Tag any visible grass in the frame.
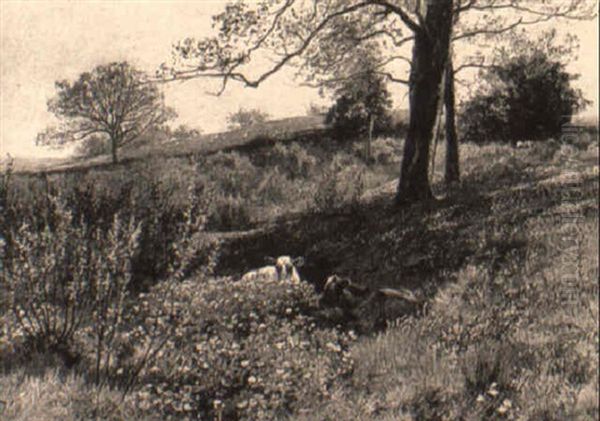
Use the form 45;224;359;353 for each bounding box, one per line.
1;129;598;420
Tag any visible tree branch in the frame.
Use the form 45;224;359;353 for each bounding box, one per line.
369;0;422;32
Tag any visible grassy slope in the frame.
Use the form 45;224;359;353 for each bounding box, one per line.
214;140;599;419
291;142;599;419
1;139;598;420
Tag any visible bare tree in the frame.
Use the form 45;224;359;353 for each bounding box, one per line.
38;62;176;164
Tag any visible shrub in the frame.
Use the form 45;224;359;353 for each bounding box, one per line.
2;159;218;289
227;107;270;130
0;192;141;380
264;143;318;180
128;276;355;421
171;124;202;142
357;136;403;165
313;155;365;213
459;31;589;144
206;193;252;230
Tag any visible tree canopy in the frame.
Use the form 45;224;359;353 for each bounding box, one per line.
325;63;393;138
39;61;175;163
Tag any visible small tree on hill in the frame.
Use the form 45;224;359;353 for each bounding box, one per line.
459;30;589;144
227;107;269;130
38;61;176;163
325;68;393;139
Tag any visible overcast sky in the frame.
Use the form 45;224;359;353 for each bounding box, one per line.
1;1;598;158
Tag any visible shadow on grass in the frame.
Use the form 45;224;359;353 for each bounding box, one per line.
215;152;598;331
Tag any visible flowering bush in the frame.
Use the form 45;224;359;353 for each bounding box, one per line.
0;192;141;381
128;276;355;420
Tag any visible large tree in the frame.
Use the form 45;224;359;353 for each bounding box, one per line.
163;0;455;204
38;61;175;164
162;0;595;202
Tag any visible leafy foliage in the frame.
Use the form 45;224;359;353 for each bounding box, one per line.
170;124;202;142
227;107;270;130
459;31;589;144
130;275;355;421
76;135;112;158
0;191;141;380
38;61;176;163
325;67;393;139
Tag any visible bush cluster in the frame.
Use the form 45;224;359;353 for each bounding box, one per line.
128;276;355;420
459;47;588;144
0;179;213;379
313;155;366;213
2;162;217;291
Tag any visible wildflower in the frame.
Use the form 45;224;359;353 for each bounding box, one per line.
241;360;250;368
326;342;342;352
487;382;499;397
497;399;512;415
248;376;257;384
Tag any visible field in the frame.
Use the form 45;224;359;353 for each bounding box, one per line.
0;124;598;420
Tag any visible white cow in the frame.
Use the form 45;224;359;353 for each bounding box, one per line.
241;255;305;284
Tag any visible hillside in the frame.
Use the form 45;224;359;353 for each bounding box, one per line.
1;130;598;420
5;114;329;175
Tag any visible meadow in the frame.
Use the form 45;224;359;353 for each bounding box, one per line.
0;125;598;420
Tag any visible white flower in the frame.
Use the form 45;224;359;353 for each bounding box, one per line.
326;342;342;352
487;383;499;397
497;399;512;414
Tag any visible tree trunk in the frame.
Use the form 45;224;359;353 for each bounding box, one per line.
366;114;374;164
396;0;454;205
444;58;460;185
430;69;447;182
110;134;119;164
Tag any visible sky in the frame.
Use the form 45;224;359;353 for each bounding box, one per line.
1;1;598;158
